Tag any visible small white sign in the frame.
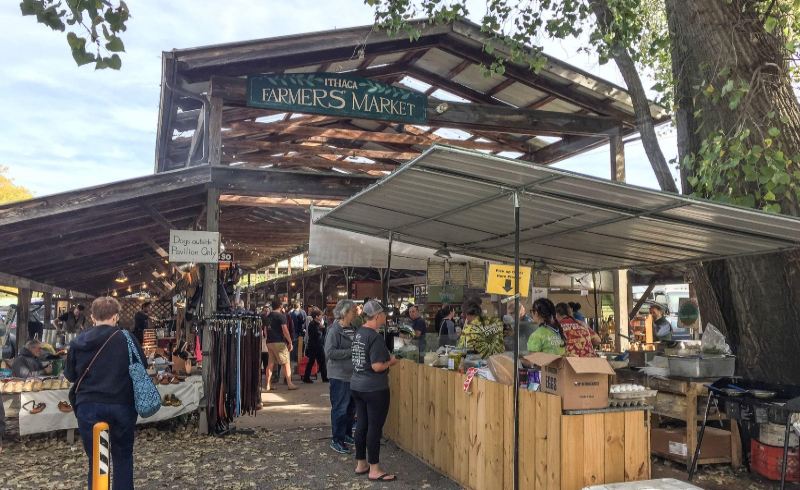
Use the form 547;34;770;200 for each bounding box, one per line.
668;441;688;457
169;230;220;264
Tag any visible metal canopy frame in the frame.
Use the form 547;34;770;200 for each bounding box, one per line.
316;146;800;274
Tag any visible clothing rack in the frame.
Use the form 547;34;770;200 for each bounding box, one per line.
204;312;262;435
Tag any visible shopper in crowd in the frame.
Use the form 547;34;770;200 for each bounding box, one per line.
65;296;146;490
351;300;398;482
352;298;369;329
290;302;307;339
11;339;51;378
58;304;87;333
556;302;600;357
302;308;328;383
133;301;151;345
325;299;358;454
407;304;427;357
260;305;271;389
437;305;457;347
568;302;587;324
265;300;298;391
651;303;673;341
527;298;566;355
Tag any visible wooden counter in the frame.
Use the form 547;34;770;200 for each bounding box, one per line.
384;361;651;490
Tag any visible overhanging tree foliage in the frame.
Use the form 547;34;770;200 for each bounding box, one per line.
369;0;800;382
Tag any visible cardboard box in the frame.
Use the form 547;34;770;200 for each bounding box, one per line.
523;353;615;410
651;427;731;461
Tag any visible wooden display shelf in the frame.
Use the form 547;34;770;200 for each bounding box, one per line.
637;374;742;470
385;361;651;490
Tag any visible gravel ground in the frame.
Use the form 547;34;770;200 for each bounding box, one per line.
0;423;461;490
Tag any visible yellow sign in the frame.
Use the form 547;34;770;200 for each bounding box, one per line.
486;263;532;297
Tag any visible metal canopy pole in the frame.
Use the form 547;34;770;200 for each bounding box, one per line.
384;232;394;307
512;192;521;490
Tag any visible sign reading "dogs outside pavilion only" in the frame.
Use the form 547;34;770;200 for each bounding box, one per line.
246;73;428;124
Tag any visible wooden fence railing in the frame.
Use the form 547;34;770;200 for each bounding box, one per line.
384;360;650;490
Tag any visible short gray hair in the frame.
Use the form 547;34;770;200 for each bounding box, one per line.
333;299;357;320
24;339;41;350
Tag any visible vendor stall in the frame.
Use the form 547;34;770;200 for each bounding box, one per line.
385;361;650;490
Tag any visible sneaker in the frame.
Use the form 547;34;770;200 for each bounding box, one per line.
343;435;355;446
302;378;313;384
330;440;351;454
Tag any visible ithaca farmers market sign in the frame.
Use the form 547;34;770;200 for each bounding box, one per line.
246;73;428;124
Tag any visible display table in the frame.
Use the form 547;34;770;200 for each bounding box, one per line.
636;374;742;470
5;376;202;436
384;361;651;490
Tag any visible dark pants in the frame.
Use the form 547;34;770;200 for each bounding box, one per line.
352;389;390;464
303;345;328;381
76;402;137;490
0;392;5;445
329;378;355;443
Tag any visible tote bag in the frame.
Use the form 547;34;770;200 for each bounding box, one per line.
122;330;161;418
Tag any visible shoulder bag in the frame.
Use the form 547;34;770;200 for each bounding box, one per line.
68;330;119;408
121;330;161;418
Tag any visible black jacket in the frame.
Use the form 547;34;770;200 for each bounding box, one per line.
307;320;324;349
11;347;46;377
64;325;147;408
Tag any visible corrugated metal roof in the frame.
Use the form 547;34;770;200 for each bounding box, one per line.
316;146;800;272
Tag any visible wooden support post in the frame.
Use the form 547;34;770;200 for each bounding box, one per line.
17;288;31;347
207;96;224;166
610;131;629;351
199;187;219;435
43;293;53;328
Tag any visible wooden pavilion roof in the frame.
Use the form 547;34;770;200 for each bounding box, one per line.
155;20;668;175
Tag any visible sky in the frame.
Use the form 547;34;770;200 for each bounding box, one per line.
0;0;678;198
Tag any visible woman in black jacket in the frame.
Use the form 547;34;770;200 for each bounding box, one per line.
65;297;147;490
302;308;329;383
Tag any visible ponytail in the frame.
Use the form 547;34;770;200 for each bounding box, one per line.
533;298;566;342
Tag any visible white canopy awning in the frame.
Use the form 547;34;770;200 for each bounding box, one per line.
315;146;800;273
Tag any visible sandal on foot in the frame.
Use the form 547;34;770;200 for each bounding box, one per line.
355;468;369;475
368;473;396;482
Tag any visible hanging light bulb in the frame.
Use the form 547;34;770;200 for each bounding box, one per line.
127;286;133;293
112;290;118;297
142;282;148;290
115;270;128;283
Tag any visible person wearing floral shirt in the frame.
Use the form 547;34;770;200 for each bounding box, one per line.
556;302;600;357
458;302;504;358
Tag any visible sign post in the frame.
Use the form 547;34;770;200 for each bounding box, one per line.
247;73;428;124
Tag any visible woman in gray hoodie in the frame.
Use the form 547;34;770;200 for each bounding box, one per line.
324;299;358;454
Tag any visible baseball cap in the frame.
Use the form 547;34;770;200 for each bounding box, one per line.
362;300;386;318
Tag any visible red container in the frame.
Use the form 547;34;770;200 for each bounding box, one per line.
751;439;800;482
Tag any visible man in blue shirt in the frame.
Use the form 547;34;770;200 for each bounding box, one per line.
408;304;427;360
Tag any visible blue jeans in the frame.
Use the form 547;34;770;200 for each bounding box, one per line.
329;378;355;443
76;402;137;490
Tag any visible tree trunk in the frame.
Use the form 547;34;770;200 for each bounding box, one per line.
666;0;800;383
591;0;679;193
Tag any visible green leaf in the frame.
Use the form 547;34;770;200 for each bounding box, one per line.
768;127;780;137
105;35;124;52
764;203;782;214
764;190;777;201
765;16;778;33
106;54;121;70
721;79;734;95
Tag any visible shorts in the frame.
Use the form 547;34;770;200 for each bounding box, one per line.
267;342;290;365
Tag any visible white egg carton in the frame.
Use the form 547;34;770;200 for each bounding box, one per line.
610;384;657;400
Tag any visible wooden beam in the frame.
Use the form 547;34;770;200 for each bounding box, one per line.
208;96;224;166
219;195;340;208
610;130;625;182
211;166;376;199
17;288;31;346
223;123;504;151
0;166;210;227
223;140;418;160
485;77;516;97
155;52;177;172
222;155;395;173
185;105;206;166
429;101;620;136
531;135;606;164
527;95;558;109
0;272;89;297
142;203;176;233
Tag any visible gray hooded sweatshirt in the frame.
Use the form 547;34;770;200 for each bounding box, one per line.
324;319;356;381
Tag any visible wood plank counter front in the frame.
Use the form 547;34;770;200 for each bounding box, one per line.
384;360;651;490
